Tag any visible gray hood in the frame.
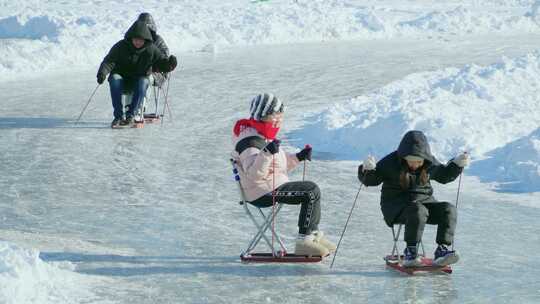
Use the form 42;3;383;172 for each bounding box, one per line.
137;12;157;33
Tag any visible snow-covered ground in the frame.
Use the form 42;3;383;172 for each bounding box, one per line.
0;241;110;304
2;1;540;303
2;0;540;81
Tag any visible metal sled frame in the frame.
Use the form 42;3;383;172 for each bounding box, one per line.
144;75;166;122
385;224;452;274
230;159;322;263
389;224;426;259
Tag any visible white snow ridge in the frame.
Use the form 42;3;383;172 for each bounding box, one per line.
471;127;540;192
2;0;540;81
291;51;540;193
0;15;63;40
0;241;102;304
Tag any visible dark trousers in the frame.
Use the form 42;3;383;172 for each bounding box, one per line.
250;181;321;235
395;202;457;246
109;74;150;119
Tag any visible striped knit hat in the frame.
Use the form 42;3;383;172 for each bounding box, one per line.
249;93;284;121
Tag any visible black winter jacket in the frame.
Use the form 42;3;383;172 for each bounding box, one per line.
358;130;462;226
97;21;171;79
150;34;169;57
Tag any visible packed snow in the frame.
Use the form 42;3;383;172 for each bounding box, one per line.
1;0;540;303
470;127;540;192
2;0;540;81
0;241;107;304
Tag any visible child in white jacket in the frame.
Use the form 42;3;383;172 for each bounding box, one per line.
232;93;335;257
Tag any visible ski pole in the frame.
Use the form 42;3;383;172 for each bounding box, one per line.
75;84;100;124
302;144;311;181
330;182;364;269
272;153;276;257
455;173;463;209
161;72;172;125
152;81;160;115
452;154;465;251
455;152;467;211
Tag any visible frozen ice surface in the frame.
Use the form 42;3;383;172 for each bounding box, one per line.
1;37;540;303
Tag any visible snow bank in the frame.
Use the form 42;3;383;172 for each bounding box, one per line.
290;51;540;192
471;128;540;192
0;241;100;304
1;0;540;82
0;15;62;40
525;0;540;22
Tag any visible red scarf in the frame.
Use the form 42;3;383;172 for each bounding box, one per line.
233;118;280;140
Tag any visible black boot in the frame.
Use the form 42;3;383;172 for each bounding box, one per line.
111;117;122;128
120;116;134;126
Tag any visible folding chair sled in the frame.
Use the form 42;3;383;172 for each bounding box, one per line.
230;158;323;263
142;73;169;123
384;224;452;275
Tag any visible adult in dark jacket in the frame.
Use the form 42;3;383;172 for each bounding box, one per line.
97;21;177;127
358;130;469;267
133;13;169;57
128;13;170;88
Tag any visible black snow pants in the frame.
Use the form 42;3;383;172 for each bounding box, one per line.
395;202;457;246
250;181;321;235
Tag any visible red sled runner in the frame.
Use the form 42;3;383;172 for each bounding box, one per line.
111;120;144;129
231;159;325;264
111;114;161;129
143;113;161;123
384;255;452;275
384;224;452;275
241;252;323;263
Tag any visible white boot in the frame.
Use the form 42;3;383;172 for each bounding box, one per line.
294;234;329;257
312;231;337;252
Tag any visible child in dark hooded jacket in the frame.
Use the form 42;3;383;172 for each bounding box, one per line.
358;130;469;267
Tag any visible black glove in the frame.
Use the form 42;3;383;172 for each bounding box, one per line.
168;55;178;71
296;145;312;161
97;73;106;84
264;140;280;155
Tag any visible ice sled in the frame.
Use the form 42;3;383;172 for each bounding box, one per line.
240;252;323;263
230;159;325;263
384;255;452;275
384;224;452;275
112;74;167;129
141;73;168;124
